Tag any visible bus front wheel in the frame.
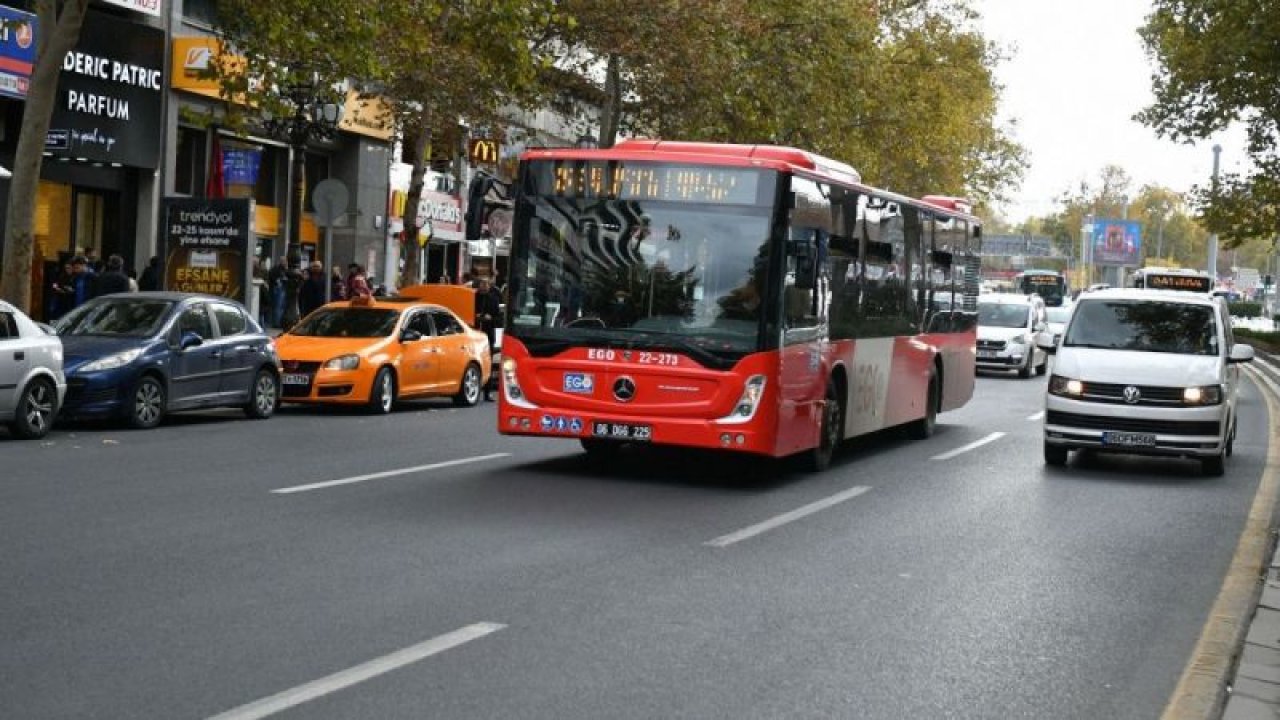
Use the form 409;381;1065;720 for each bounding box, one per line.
800;379;843;472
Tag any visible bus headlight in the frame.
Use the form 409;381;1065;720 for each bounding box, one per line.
719;375;766;424
501;357;536;408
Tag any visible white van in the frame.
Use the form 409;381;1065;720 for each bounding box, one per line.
1039;288;1254;476
976;293;1049;378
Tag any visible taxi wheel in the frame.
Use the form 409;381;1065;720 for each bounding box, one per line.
11;378;57;439
453;363;482;407
129;376;166;429
244;369;278;419
367;368;396;414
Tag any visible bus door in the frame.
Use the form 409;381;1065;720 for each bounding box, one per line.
779;177;832;453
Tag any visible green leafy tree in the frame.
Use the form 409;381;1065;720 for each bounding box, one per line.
1138;0;1280;249
0;0;91;312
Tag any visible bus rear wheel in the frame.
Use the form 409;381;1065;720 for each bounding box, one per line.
906;371;939;440
800;379;843;472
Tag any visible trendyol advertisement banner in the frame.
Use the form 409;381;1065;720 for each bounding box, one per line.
1090;219;1142;267
162;198;255;304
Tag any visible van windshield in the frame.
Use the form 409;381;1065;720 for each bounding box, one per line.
1063;300;1219;356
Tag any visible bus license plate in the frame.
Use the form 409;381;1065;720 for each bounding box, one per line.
592;421;652;441
282;373;311;385
1102;431;1156;447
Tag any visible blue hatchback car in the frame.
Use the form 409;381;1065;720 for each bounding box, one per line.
56;292;281;428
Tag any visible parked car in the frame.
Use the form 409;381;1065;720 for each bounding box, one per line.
0;300;66;439
55;293;280;428
273;295;491;413
1039;288;1252;476
1044;303;1074;346
976;293;1050;378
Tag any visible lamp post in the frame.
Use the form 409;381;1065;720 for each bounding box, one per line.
263;74;345;329
1207;144;1222;281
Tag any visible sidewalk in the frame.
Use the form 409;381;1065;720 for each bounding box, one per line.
1223;349;1280;720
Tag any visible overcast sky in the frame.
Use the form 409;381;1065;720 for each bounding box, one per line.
973;0;1248;222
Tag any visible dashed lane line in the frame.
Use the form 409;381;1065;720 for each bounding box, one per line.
271;454;511;494
206;622;506;720
1027;411;1045;421
930;432;1006;461
705;485;872;548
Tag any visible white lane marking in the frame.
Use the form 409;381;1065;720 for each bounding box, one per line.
1027;411;1046;421
931;432;1006;461
271;454;510;494
207;622;506;720
705;486;872;548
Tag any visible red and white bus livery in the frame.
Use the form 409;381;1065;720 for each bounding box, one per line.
498;140;981;470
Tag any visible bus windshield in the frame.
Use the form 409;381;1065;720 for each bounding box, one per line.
1019;272;1065;305
509;163;776;364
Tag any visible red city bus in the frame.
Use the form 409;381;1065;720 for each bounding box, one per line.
497;140;981;470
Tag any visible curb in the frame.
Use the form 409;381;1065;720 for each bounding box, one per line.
1219;352;1280;720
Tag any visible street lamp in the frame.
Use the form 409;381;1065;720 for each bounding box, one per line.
262;73;345;328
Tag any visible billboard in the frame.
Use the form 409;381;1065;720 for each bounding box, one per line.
162;198;255;305
1090;219;1141;267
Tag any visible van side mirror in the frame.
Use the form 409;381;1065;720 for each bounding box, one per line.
1229;344;1255;363
1036;333;1058;354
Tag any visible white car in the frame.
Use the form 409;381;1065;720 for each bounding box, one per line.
1040;288;1252;476
976;293;1049;378
1044;303;1073;346
0;300;66;439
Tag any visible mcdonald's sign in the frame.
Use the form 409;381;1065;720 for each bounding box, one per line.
468;138;500;165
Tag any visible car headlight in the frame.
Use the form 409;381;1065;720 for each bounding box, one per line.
720;375;766;424
80;348;144;372
1048;374;1084;397
1183;385;1222;405
323;354;360;371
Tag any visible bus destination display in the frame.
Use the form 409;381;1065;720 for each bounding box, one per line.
538;161;763;205
1146;274;1211;292
1025;274;1060;284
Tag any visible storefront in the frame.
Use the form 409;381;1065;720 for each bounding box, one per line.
0;6;165;319
387;165;466;285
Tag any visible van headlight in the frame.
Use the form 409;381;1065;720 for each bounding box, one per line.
1048;374;1084;397
323;354;360;371
1183;385;1222;405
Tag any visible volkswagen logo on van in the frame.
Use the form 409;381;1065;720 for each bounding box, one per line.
613;377;637;402
1123;386;1142;404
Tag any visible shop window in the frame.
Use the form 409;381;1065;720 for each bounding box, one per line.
174;126;206;196
184;0;219;25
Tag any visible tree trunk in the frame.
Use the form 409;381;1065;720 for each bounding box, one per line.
598;53;622;149
399;128;431;287
0;0;90;313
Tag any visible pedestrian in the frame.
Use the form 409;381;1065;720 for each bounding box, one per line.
126;268;139;292
84;248;103;274
268;256;287;327
299;261;327;317
138;256;161;291
252;258;270;326
344;263;359;298
47;261;75;320
330;265;348;301
347;264;372;298
91;255;130;297
473;277;501;401
68;256;95;310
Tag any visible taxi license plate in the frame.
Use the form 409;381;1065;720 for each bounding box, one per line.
592;421;652;441
283;373;311;385
1102;431;1156;447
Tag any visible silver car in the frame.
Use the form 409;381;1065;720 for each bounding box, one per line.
0;300;66;439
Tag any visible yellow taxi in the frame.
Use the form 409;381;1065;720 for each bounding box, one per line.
274;295;491;413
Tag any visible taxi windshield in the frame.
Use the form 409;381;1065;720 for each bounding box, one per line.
289;308;399;338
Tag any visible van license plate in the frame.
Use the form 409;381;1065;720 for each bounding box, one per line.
1102;431;1156;447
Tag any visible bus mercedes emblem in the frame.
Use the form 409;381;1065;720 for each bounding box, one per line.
613;377;637;402
1123;386;1141;404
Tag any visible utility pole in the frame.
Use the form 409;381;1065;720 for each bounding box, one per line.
1207;145;1222;280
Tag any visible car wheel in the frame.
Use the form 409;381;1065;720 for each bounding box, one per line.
1035;354;1048;376
1017;353;1033;378
244;369;278;419
1226;419;1236;457
367;368;395;414
1201;453;1225;477
906;370;939;439
1044;442;1068;467
129;376;166;429
11;378;57;439
800;378;843;472
453;363;483;407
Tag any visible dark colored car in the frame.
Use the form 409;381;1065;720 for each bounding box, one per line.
56;293;281;428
